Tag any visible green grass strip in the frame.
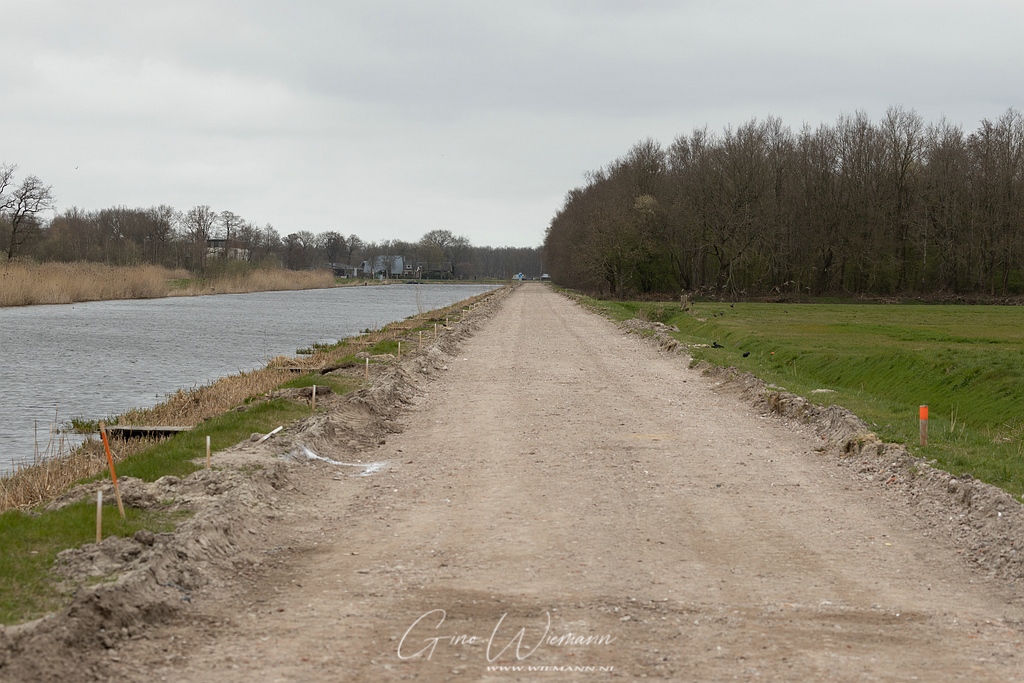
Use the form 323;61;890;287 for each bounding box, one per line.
111;398;314;482
0;503;187;624
1;396;316;625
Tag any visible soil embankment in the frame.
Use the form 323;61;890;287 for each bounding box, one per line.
5;282;1024;681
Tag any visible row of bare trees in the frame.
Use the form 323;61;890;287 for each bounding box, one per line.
543;107;1024;297
1;174;542;278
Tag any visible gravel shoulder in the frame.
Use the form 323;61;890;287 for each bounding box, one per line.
41;283;1024;681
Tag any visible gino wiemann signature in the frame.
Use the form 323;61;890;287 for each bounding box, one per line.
397;609;617;662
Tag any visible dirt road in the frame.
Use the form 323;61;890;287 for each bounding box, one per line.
116;283;1024;681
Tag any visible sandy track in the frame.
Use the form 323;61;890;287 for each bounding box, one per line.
116;283;1024;681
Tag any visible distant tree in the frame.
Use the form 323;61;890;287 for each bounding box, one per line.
218;211;244;250
319;231;346;264
1;165;56;260
346;234;364;264
419;229;472;277
181;205;217;270
283;230;319;270
253;223;282;265
234;220;260;262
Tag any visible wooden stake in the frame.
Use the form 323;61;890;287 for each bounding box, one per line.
256;426;283;444
96;490;103;543
365;357;370;380
206;435;211;469
311;384;317;411
419;330;423;351
919;405;929;447
98;422;126;518
434;323;438;338
398;341;401;360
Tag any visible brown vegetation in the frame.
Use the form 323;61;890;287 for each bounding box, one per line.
0;261;335;307
176;267;334;297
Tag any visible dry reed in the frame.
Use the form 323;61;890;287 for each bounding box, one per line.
0;262;184;306
175;268;335;296
118;366;294;426
0;261;336;307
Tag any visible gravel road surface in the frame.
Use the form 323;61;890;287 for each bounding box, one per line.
115;283;1024;681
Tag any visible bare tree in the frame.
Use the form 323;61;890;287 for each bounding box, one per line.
218;211;244;252
3;172;56;260
319;231;346;264
181;205;217;270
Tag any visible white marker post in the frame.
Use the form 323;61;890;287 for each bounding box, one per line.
206;435;211;469
398;341;401;360
311;384;317;412
96;490;103;543
365;357;370;380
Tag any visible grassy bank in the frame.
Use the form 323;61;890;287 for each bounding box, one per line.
0;289;498;624
0;261;336;307
585;297;1024;499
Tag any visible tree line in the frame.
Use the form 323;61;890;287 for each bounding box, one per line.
0;168;540;279
543;107;1024;298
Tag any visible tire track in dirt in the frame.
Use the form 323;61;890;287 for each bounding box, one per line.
112;283;1024;681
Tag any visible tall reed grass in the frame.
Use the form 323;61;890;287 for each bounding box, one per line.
174;268;335;296
0;261;336;307
0;262;182;306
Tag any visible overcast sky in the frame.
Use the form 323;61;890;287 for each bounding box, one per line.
2;1;1022;248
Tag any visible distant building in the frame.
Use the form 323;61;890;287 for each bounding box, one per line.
206;238;249;261
330;263;359;278
360;255;405;279
419;261;453;279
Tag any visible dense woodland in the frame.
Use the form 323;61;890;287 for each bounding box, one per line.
0;165;540;280
543;107;1024;298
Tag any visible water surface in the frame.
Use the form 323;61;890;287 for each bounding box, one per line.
0;284;495;472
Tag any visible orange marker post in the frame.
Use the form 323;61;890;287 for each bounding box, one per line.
919;405;929;447
98;422;126;518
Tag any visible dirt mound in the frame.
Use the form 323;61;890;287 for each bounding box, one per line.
695;360;1024;583
0;286;511;683
620;318;685;352
0;460;292;682
613;306;1024;584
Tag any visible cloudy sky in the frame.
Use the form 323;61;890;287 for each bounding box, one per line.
2;1;1022;248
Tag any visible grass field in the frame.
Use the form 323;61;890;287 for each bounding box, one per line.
587;298;1024;499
